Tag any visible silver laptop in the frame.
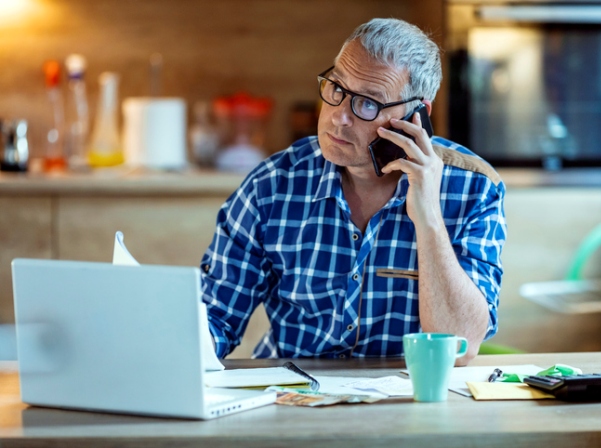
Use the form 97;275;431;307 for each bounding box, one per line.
11;258;276;419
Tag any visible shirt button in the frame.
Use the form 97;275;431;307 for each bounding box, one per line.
203;265;210;273
347;324;354;331
352;233;359;241
339;354;346;359
352;273;359;281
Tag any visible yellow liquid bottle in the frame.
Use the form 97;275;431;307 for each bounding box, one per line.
88;72;123;167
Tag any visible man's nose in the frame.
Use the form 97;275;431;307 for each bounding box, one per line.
331;96;353;126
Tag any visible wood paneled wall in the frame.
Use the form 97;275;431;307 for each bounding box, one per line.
0;0;446;160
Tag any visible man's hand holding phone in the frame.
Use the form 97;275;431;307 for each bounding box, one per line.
368;103;433;177
369;103;444;228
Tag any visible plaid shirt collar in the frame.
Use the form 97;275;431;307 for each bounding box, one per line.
314;156;408;211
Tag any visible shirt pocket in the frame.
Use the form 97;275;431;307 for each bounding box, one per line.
376;268;419;281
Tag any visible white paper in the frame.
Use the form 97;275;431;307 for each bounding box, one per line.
205;372;409;399
343;375;413;397
206;367;309;388
305;376;409;398
112;231;224;371
314;376;389;398
112;231;140;266
199;302;225;371
400;364;544;397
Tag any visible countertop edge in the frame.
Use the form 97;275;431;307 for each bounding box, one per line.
497;168;601;188
0;168;600;196
0;169;247;196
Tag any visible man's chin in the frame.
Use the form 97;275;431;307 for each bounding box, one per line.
319;135;372;168
321;146;354;167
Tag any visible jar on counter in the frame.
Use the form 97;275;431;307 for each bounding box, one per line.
212;92;272;174
0;119;29;172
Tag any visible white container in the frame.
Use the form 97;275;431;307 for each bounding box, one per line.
122;97;187;169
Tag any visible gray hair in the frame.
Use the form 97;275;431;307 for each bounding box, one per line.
336;18;442;105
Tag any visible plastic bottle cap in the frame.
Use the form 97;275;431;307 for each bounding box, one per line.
65;54;87;77
213;92;272;118
43;60;60;88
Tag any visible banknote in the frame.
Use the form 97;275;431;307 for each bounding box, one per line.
267;386;382;407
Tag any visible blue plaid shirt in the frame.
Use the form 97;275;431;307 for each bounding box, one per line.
201;136;506;359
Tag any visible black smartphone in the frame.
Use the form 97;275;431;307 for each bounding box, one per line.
368;103;434;177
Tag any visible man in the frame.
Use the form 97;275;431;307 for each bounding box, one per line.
200;18;506;364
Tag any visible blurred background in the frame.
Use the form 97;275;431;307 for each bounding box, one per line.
0;0;445;161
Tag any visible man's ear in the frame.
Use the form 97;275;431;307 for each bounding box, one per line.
422;99;432;116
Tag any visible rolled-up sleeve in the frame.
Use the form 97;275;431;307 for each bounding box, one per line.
454;177;507;340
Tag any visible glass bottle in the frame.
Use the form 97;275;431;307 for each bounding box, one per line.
88;72;123;167
64;54;90;171
42;60;66;172
189;101;219;167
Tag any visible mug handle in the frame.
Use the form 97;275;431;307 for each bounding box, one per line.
455;337;468;358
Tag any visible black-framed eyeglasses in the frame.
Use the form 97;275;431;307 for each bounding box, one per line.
317;66;423;122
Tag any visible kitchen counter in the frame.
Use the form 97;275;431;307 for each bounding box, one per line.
497;168;601;188
0;168;599;196
0;167;246;196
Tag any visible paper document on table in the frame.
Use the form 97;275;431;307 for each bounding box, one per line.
466;382;554;400
314;376;387;398
449;364;543;396
266;375;400;406
206;367;311;389
400;364;544;397
343;376;413;397
112;231;224;371
198;301;225;371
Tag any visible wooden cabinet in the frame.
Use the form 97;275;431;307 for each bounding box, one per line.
55;196;224;264
0;197;53;326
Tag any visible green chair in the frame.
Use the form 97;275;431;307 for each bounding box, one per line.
478;342;526;355
565;223;601;281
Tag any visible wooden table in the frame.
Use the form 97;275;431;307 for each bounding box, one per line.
1;353;601;447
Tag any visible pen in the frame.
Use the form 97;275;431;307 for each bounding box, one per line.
282;361;320;391
488;368;503;382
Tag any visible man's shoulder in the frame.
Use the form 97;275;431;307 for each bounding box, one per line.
237;136;324;198
431;136;503;188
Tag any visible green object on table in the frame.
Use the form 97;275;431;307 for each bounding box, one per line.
537;364;583;377
500;373;528;383
500;364;583;383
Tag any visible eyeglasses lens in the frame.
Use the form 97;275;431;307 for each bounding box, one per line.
319;79;340;105
352;96;379;121
319;78;379;121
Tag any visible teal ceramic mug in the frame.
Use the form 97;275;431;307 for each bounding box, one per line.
402;333;468;402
